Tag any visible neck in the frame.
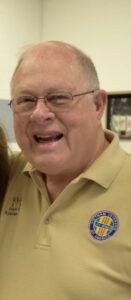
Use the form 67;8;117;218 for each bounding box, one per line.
44;134;109;203
45;174;73;203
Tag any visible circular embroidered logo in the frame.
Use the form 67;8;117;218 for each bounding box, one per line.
89;210;119;241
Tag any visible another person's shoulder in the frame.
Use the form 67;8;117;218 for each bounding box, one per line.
9;151;27;176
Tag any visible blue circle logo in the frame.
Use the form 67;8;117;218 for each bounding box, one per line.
89;210;119;241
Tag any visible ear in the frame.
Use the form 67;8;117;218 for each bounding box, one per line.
93;89;107;120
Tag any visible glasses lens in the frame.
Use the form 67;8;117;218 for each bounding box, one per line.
46;92;72;111
11;92;73;113
13;96;36;113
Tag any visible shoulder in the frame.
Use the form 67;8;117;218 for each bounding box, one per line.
123;151;131;164
9;151;27;177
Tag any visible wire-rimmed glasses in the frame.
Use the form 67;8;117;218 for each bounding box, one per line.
8;89;96;114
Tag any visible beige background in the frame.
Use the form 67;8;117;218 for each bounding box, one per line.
0;0;131;152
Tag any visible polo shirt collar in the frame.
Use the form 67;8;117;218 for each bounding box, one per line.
23;130;126;190
73;130;126;188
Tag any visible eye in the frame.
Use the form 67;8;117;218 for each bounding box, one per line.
16;96;36;105
47;93;71;104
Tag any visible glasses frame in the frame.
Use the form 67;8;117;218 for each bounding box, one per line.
8;89;96;114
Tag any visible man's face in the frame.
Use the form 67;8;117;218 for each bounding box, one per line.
11;45;106;177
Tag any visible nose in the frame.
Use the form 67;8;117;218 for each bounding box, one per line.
30;98;55;122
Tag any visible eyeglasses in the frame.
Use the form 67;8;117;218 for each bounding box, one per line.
8;89;96;114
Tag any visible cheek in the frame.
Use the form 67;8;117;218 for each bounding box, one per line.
13;116;27;143
69;111;98;143
13;117;21;134
65;114;88;145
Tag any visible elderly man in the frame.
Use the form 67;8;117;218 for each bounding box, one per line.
0;41;131;299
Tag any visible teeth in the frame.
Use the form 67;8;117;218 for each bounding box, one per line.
37;135;52;139
34;133;63;143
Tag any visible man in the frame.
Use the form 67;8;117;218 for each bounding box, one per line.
0;41;131;299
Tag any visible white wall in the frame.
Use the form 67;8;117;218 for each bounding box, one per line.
0;0;43;149
42;0;131;153
1;0;131;153
0;0;43;99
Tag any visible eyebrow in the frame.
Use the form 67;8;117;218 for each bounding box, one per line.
15;87;73;96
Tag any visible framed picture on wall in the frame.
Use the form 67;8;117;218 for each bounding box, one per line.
107;92;131;139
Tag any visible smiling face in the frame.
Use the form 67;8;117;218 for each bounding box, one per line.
11;43;107;178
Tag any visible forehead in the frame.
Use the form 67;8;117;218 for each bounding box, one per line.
22;44;79;68
11;45;87;93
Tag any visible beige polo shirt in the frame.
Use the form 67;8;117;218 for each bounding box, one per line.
0;130;131;299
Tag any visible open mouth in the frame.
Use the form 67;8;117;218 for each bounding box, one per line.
34;133;63;143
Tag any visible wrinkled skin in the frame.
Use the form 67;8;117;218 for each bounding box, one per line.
11;43;108;199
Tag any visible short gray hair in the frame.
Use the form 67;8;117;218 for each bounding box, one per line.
11;41;100;91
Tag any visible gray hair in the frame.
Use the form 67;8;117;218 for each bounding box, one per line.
11;41;100;91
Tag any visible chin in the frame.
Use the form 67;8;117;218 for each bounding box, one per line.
30;158;64;174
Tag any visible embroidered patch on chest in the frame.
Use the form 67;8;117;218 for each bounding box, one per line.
4;196;22;216
89;210;119;241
